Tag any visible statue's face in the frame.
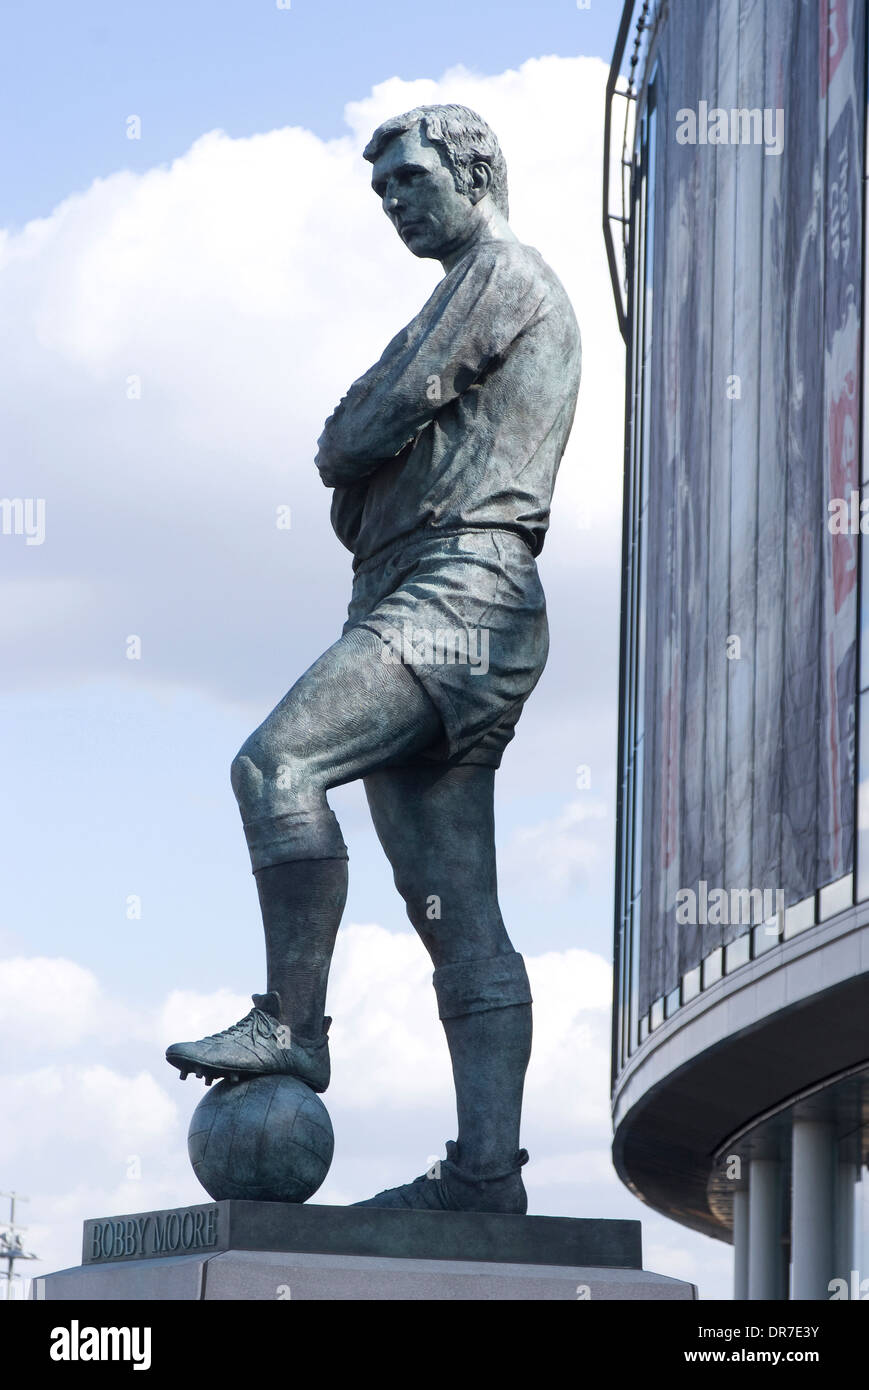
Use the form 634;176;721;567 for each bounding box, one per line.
370;125;478;260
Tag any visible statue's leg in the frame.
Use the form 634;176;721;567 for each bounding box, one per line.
165;625;442;1086
356;762;532;1211
232;623;443;1018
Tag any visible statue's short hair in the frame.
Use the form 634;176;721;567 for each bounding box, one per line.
363;104;509;219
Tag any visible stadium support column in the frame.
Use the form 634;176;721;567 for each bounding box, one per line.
835;1159;857;1287
791;1115;836;1300
748;1158;785;1299
732;1187;749;1300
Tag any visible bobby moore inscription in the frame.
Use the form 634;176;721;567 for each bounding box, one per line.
84;1203;222;1264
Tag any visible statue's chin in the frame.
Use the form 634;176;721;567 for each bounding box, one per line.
398;225;440;259
403;237;443;261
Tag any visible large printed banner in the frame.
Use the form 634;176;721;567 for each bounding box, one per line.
636;0;864;1016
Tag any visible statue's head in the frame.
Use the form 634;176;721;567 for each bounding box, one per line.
363;104;509;261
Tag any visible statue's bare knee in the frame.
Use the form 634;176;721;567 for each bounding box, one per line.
231;724;320;818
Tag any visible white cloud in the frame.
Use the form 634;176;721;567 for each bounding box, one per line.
0;956;102;1047
0;55;624;714
526;1149;619;1187
158;987;252;1049
0;932;613;1161
327;923;452;1110
502;798;610;900
324;926;614;1137
524;947;612;1142
645;1235;733;1299
0;1065;178;1162
0;955;154;1051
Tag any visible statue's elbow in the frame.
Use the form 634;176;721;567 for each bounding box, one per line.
316;460;338;488
316;447;356;487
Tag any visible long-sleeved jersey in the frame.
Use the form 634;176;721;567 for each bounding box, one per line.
315;236;581;567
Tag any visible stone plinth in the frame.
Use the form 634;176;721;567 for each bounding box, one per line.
37;1201;696;1301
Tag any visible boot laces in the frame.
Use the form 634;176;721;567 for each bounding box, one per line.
209;1007;273;1041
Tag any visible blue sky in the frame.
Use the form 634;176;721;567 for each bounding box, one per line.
1;0;621;226
0;0;734;1299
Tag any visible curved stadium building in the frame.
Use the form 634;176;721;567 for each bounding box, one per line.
606;0;869;1298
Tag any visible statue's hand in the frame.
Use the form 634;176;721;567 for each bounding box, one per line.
329;480;368;552
315;398;415;487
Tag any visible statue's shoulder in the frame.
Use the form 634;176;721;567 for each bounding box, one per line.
466;236;545;276
464;238;567;302
490;241;580;345
443;240;579;365
484;239;574;300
